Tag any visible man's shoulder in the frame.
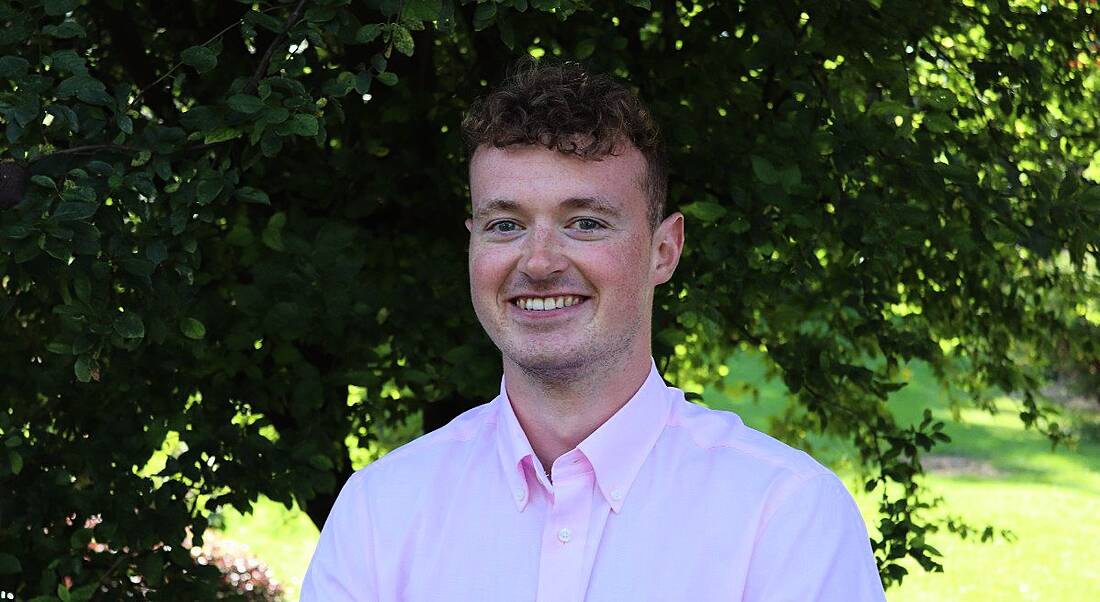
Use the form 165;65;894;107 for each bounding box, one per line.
667;396;831;482
352;398;497;482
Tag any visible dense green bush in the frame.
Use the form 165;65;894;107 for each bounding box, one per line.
2;0;1099;598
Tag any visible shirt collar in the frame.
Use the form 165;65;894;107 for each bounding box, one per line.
493;359;672;513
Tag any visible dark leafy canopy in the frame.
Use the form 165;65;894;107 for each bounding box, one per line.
1;0;1098;598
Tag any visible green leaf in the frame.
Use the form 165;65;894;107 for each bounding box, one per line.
257;107;290;126
245;10;283;33
473;2;497;30
404;0;442;21
627;0;652;7
497;15;516;49
923;112;954;133
74;355;93;382
43;237;73;261
181;46;217;73
49;49;87;75
392;25;414;57
180;318;206;339
279;113;319;137
262;211;287;251
44;0;78;15
56;75;105;100
323;71;357;97
751;155;780;185
46;104;79;133
180;105;223;131
355;71;373;94
196;177;224;205
31;174;56;188
203;128;241;144
118;257;155;278
236;186;270;205
778;165;801;192
146;240;168;265
8;450;22;475
61;186;95;203
680;201;727;223
58;584;72;602
53;202;97;221
141;554;163;586
228;94;264;114
0;55;30;78
113;313;145;340
47;341;72;354
0;552;20;574
376;72;398;86
356;24;382;43
86;161;113;176
44;20;86;39
73;275;91;301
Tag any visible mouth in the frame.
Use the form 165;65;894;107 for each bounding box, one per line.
508;294;590;315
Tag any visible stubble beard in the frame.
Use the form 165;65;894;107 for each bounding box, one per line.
492;314;642;392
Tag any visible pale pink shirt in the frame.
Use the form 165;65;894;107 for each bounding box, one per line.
301;361;886;601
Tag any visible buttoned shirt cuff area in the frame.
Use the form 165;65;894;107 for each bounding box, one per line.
300;470;377;602
741;472;887;602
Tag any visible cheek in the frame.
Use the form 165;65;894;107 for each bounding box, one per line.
570;242;650;306
469;247;513;291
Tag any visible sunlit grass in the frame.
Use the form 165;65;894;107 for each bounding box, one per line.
219;352;1100;601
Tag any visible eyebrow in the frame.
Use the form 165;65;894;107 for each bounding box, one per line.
473;196;623;220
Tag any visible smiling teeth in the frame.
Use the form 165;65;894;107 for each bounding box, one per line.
515;296;582;311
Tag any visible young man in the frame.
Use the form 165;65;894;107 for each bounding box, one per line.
301;63;887;601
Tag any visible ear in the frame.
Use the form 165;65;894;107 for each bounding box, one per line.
651;212;685;286
465;218;473;233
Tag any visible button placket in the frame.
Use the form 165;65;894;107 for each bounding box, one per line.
534;470;595;602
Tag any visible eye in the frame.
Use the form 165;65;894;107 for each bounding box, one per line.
571;218;606;231
487;220;521;234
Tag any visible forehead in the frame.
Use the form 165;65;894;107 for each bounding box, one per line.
469;145;647;215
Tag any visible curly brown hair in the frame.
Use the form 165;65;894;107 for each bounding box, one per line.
462;60;667;229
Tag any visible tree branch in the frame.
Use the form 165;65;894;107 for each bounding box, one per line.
128;8;278;110
244;0;310;94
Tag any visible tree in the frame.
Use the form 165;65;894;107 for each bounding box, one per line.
2;0;1098;598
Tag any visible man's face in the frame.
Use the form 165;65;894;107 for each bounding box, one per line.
466;144;683;378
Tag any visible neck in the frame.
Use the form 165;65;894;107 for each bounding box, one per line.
503;347;653;474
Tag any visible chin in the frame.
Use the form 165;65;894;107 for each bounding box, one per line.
504;343;591;376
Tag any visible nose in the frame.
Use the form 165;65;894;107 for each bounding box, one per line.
519;226;568;280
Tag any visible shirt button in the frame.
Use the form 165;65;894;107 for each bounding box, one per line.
610;489;623;500
514;489;525;501
557;528;572;543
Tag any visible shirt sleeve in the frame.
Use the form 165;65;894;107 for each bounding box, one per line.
741;472;886;602
300;471;378;602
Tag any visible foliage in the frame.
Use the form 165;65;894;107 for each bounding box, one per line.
1;0;1099;598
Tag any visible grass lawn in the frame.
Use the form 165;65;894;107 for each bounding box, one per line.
220;352;1100;601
